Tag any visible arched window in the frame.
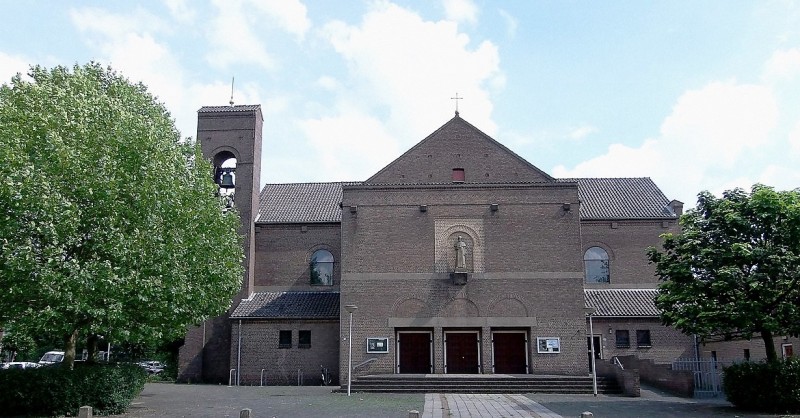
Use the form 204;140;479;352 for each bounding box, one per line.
310;249;334;286
584;247;610;283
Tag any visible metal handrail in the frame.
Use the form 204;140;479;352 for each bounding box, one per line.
354;357;377;370
613;356;624;370
228;369;237;387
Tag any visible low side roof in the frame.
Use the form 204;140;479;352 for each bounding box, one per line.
255;178;676;224
231;291;339;319
564;177;677;220
256;182;359;223
584;289;659;317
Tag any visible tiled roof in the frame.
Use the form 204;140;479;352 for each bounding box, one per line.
231;291;339;319
255;182;359;223
254;178;675;223
584;289;660;317
560;178;677;219
198;105;261;113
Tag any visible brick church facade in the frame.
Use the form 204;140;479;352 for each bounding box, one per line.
177;105;794;386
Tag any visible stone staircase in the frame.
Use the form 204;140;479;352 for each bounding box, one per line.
337;374;622;394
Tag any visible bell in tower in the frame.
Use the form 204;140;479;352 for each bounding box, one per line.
217;167;236;189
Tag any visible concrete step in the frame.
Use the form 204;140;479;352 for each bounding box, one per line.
336;375;622;394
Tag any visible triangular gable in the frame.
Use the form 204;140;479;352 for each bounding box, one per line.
367;114;554;184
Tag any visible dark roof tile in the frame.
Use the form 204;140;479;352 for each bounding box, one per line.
256;182;358;223
255;178;675;223
198;105;261;113
584;289;659;317
560;178;677;219
232;291;339;319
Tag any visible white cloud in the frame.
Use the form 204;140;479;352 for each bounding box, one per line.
321;1;501;136
204;0;310;71
498;9;518;38
763;48;800;81
553;80;780;206
301;109;400;180
442;0;478;24
249;0;310;40
164;0;197;23
317;75;340;91
0;51;31;84
301;1;502;181
789;119;800;154
569;125;597;140
205;0;274;71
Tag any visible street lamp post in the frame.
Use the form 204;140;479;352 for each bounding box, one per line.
584;306;598;397
344;304;358;397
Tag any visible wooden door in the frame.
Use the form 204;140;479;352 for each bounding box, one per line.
493;332;528;374
445;332;479;374
398;332;431;374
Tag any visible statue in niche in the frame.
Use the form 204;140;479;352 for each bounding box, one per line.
454;235;468;271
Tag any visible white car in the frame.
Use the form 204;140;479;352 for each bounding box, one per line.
138;361;165;374
38;351;65;366
2;362;41;370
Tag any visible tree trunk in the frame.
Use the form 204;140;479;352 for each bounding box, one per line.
64;329;78;370
762;329;778;362
86;334;98;364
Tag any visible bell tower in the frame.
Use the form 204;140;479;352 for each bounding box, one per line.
178;105;262;383
197;104;262;300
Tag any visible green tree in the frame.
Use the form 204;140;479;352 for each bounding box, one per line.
0;63;243;368
647;185;800;362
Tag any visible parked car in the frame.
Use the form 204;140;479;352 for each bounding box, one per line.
138;361;165;374
2;362;40;370
38;350;65;366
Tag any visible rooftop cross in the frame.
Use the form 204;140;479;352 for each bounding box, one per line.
450;92;463;116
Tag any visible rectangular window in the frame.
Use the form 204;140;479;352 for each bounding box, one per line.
298;330;311;349
636;330;652;348
744;349;751;361
615;330;630;348
279;330;292;349
452;168;465;182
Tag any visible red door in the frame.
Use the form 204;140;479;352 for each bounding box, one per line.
493;332;527;374
398;332;431;374
446;332;479;374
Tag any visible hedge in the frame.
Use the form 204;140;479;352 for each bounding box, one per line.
723;357;800;414
0;362;147;416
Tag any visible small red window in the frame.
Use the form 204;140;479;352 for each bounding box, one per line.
452;168;465;182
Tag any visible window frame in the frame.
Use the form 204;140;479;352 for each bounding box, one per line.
584;246;610;283
278;330;292;349
310;249;335;286
298;330;311;349
636;329;652;348
615;330;631;349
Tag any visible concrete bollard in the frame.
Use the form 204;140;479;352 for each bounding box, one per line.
580;412;593;418
240;408;252;418
78;406;93;418
408;410;420;418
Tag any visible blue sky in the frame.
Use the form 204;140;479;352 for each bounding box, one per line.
2;0;799;206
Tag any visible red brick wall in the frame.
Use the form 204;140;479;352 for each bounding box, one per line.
338;182;588;377
253;223;341;290
580;219;679;288
230;319;340;386
589;318;695;364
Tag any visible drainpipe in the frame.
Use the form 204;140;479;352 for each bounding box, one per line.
237;319;242;386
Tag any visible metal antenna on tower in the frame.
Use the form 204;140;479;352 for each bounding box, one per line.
229;77;235;107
